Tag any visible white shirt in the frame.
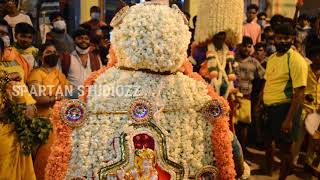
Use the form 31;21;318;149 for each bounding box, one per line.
67;51;93;88
4;13;33;41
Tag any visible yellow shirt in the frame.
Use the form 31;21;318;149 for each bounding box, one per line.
263;48;308;105
303;67;320;112
27;67;69;96
0;60;35;105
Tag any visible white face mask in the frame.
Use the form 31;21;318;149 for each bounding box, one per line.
76;46;90;55
91;12;100;20
258;20;267;28
1;35;10;47
53;20;66;31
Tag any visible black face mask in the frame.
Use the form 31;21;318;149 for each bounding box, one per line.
44;54;59;67
275;42;292;53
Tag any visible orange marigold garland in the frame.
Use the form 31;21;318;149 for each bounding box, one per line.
45;100;72;180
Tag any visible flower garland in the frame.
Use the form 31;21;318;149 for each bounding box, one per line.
45;100;72;180
180;59;236;179
211;102;236;179
111;4;191;73
194;0;244;44
2;102;52;155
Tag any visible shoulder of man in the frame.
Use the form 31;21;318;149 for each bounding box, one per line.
289;48;305;62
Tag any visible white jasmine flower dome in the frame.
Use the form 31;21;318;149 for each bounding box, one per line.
111;4;191;73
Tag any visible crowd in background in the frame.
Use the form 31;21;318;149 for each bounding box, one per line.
188;2;320;179
0;0;319;179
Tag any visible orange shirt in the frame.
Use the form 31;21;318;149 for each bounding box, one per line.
243;21;261;45
2;47;30;80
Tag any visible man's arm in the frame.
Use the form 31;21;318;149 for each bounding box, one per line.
281;86;305;133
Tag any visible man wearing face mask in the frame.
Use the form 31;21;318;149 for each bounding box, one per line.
60;29;101;90
257;12;269;29
82;6;107;34
262;23;308;179
46;12;74;54
27;42;69;180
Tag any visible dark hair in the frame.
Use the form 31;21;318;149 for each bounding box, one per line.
298;14;310;21
79;23;92;32
273;23;296;36
192;16;197;28
242;36;253;46
0;38;4;54
282;17;294;25
264;26;273;33
308;45;320;59
258;12;267;19
90;6;100;13
0;19;10;34
49;12;63;22
0;19;13;42
39;42;56;57
254;42;266;51
14;22;35;35
0;19;9;27
72;28;90;40
306;35;320;59
247;4;259;12
270;14;285;29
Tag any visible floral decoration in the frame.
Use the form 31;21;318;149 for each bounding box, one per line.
45;100;72;180
60;99;88;128
46;3;236;180
129;98;153;124
111;4;191;73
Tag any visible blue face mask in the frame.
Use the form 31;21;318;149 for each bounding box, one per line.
91;12;100;20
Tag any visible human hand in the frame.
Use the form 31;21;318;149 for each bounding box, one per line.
281;118;293;134
25;105;36;119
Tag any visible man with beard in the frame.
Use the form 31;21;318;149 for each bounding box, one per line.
262;23;308;179
234;36;265;154
60;29;101;90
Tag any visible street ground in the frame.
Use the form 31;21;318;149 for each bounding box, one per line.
246;147;319;180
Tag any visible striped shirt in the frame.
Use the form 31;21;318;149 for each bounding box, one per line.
235;57;265;96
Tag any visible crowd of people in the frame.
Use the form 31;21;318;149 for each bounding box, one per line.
189;3;320;179
0;0;319;179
